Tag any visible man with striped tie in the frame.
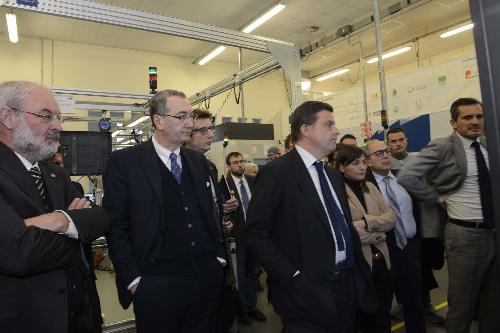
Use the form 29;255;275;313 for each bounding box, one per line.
0;81;109;333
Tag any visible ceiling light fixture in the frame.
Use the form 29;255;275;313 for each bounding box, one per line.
127;116;149;128
315;68;350;82
198;3;285;65
6;13;18;44
301;80;311;91
367;46;411;64
440;23;474;38
111;129;124;137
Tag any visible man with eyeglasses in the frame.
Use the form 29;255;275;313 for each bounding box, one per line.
0;81;109;333
364;139;426;333
103;90;226;333
224;151;267;326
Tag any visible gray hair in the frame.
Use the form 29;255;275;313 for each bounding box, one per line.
362;139;382;155
149;89;186;128
0;81;41;111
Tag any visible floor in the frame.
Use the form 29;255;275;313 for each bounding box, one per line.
96;261;479;332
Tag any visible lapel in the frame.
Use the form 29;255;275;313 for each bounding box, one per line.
139;139;163;205
290;148;332;232
325;167;351;218
450;132;468;178
39;162;65;209
181;148;212;214
0;143;46;210
344;184;366;216
226;172;242;204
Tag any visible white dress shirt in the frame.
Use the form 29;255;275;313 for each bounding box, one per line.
152;134;182;172
373;170;417;239
445;133;489;221
295;144;346;263
14;152;79;239
231;174;251;219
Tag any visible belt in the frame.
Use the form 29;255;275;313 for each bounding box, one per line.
449;218;493;230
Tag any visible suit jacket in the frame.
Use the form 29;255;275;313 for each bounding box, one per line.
225;174;255;239
397;132;486;237
243;148;376;328
0;142;108;333
344;182;396;270
103;139;225;309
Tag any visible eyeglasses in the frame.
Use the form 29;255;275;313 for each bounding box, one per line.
192;126;214;135
230;160;246;165
11;107;64;123
368;148;391;159
157;112;194;122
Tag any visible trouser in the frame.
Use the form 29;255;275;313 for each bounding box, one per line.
235;241;259;312
445;222;500;333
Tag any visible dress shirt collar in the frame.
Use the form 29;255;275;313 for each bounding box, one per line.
295;144;319;169
152;133;181;160
14;151;39;171
231;173;246;186
372;170;396;183
456;132;476;148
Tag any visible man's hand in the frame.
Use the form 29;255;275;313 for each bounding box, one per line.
222;191;238;213
67;197;91;210
24;211;70;233
223;219;234;232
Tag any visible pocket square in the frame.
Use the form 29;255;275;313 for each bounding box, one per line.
50;173;56;178
206;181;211;187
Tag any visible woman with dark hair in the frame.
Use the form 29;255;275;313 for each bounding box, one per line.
336;145;396;333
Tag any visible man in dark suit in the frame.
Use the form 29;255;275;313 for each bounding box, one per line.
103;90;225;333
244;101;376;333
398;98;500;332
225;151;267;325
364;140;426;333
0;81;108;333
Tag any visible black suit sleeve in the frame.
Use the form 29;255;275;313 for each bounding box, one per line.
102;151;140;288
244;164;297;286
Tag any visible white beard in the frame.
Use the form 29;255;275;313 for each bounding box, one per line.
12;121;59;163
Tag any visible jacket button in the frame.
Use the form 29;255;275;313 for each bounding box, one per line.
191;241;196;246
187;224;192;228
149;258;155;263
184;206;189;211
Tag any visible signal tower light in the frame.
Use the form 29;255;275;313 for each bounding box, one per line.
223;133;230;148
149;67;158;94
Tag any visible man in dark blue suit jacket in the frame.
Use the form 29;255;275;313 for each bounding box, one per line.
244;101;376;333
103;90;225;333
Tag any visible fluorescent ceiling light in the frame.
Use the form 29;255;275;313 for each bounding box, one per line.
198;46;227;65
116;122;123;127
116;137;125;143
316;68;350;82
6;14;18;44
127;116;149;128
301;80;311;91
440;23;474;38
242;4;285;33
367;46;411;64
111;129;124;137
198;3;285;65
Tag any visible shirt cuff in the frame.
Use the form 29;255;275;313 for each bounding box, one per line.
54;210;79;239
216;257;227;266
127;277;141;290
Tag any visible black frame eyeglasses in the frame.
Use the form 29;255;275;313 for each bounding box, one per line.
191;126;214;135
11;107;64;123
157;112;194;122
368;148;391;159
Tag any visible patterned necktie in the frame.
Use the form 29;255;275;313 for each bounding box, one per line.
313;161;354;266
29;166;48;208
383;176;407;249
239;179;250;214
471;141;494;228
169;152;182;184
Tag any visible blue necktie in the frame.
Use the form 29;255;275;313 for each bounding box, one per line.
169;152;182;184
313;161;354;266
383;176;407;249
239;180;250;214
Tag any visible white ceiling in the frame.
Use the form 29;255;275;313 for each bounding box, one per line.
0;0;472;78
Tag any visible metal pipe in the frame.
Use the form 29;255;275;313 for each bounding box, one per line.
373;0;389;128
348;36;368;122
238;48;246;123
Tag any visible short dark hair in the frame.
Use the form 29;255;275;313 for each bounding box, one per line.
226;152;243;166
335;145;367;169
340;134;356;143
290;101;333;143
193;108;212;120
284;134;293;149
386;128;406;141
450;98;482;121
149;89;186;128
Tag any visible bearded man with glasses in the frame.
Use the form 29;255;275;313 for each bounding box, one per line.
0;81;108;333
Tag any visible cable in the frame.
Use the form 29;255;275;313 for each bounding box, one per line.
280;69;293;112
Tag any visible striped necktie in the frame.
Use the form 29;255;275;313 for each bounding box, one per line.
29;166;48;208
383;176;407;249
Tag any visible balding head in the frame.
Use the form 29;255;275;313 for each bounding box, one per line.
364;139;392;175
0;81;62;163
